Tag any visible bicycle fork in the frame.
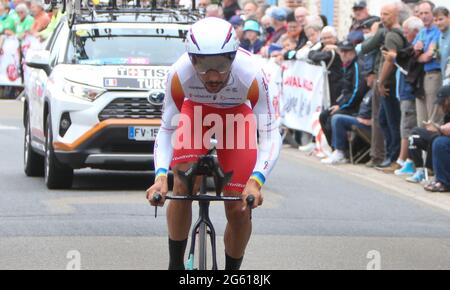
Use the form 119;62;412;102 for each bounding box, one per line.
186;200;219;270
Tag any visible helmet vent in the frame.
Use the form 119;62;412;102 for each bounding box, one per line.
221;25;233;50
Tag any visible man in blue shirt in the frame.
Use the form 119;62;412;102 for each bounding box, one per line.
414;1;444;127
434;7;450;81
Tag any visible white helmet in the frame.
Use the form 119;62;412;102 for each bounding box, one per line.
187;18;240;75
186;17;240;55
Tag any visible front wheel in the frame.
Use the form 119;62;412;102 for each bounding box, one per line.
24;114;44;177
198;222;208;270
44;115;74;189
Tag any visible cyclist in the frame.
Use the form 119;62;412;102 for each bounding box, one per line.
146;17;282;270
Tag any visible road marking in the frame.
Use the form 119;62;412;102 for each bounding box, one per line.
0;124;20;130
42;188;283;214
42;193;148;214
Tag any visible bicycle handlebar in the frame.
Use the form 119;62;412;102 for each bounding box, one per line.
152;193;255;203
151;193;256;218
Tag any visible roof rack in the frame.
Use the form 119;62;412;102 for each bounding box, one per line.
62;0;204;28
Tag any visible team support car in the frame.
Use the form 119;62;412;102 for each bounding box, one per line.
23;8;196;189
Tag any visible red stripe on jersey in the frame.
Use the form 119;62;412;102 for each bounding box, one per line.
171;73;185;111
247;79;259;108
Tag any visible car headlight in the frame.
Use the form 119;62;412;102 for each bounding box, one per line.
63;80;105;102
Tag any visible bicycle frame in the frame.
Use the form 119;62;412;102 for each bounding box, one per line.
165;193;242;270
153;153;254;270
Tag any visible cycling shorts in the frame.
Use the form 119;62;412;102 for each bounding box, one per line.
171;100;257;193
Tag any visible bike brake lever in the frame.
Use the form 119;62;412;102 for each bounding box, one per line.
153;193;162;218
246;195;255;220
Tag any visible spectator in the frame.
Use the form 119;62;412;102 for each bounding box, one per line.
260;6;288;57
205;4;224;19
308;26;343;106
282;13;307;60
38;2;65;41
197;0;211;9
0;1;19;36
434;7;449;82
357;23;387;167
414;0;444;127
322;87;373;165
408;85;450;185
413;3;421;18
284;0;304;11
295;23;321;60
376;3;406;173
229;15;244;41
269;7;288;45
397;1;413;25
305;15;324;29
382;16;424;176
222;0;241;21
425;86;450;193
255;4;269;22
13;3;34;40
348;0;372;44
294;6;309;28
359;16;380;75
319;40;367;148
240;19;263;54
281;35;297;51
260;14;273;44
242;0;258;20
29;0;50;35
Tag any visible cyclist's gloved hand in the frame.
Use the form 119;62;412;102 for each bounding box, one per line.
146;176;169;207
241;179;264;211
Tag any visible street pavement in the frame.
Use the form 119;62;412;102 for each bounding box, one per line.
1;100;450;270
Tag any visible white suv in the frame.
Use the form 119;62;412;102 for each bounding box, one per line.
23;9;195;189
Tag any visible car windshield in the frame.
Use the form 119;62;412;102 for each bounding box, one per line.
66;27;187;66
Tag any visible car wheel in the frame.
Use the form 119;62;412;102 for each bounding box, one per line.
24;113;44;177
44;115;74;189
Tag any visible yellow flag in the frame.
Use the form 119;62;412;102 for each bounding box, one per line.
92;0;100;5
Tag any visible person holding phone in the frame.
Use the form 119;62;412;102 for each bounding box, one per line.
407;86;450;185
424;85;450;192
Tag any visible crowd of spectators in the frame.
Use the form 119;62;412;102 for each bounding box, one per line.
188;0;450;193
0;0;449;193
0;0;62;42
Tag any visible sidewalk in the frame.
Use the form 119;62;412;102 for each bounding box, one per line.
283;146;450;215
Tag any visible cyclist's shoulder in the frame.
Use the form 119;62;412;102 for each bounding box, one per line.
233;49;264;86
169;53;195;84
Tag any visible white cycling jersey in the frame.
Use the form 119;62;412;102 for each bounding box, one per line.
154;49;282;186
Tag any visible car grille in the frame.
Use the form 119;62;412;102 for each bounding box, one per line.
99;98;163;121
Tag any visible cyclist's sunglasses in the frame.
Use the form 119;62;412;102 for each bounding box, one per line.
189;53;237;75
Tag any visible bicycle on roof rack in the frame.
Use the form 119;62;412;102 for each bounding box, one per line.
61;0;204;27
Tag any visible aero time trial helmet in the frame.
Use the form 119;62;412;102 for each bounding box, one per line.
186;17;240;75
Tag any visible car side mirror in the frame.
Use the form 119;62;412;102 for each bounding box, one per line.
26;50;52;76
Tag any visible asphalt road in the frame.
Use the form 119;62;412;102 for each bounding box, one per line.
1;100;450;270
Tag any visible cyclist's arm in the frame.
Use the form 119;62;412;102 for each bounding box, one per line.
153;71;181;179
249;71;282;188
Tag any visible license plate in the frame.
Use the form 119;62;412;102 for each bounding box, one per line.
128;126;159;141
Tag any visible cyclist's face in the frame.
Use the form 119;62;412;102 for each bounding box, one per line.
199;70;230;94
